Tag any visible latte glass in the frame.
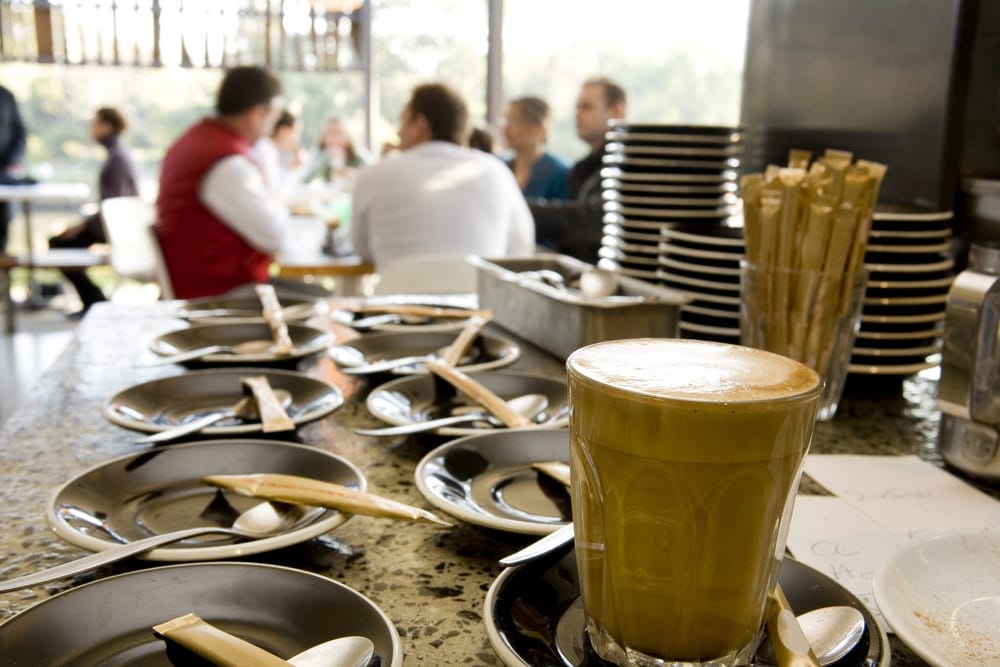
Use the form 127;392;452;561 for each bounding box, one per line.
566;339;821;666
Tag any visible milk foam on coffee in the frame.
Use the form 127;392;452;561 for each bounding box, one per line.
567;339;821;665
570;338;819;402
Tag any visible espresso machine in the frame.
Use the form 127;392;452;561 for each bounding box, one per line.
938;241;1000;481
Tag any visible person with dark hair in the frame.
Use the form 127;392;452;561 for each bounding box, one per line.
252;109;302;194
156;66;288;299
48;106;139;315
528;77;627;262
503;96;569;200
0;84;27;254
468;125;497;154
350;82;533;269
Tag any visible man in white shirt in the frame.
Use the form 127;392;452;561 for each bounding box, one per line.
156;66;288;298
350;83;534;270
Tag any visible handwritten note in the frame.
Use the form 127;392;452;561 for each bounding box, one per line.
804;455;1000;536
786;495;901;632
787;455;1000;632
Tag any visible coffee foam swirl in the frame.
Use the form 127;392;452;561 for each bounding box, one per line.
568;339;820;402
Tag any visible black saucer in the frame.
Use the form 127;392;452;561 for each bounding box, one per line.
485;551;888;666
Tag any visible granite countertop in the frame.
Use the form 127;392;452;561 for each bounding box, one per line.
0;301;989;665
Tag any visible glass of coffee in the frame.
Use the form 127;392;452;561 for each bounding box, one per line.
566;339;821;666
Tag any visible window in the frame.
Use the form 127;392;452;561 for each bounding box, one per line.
502;0;750;161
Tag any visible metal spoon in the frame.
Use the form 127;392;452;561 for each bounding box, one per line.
145;339;277;366
335;346;475;375
289;635;375;667
756;605;866;666
0;502;322;592
134;389;293;445
355;393;549;436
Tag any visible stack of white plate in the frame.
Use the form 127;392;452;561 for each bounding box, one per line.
597;123;744;282
657;222;745;344
850;207;955;376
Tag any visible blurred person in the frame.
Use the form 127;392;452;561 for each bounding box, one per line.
252;109;303;195
0;84;27;253
468;124;497;154
528;77;626;262
503;96;568;200
48;107;139;315
300;115;370;185
156;66;288;299
350;82;534;269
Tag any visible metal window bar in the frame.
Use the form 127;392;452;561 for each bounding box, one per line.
0;0;366;71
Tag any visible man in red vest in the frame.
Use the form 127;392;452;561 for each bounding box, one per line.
156;66;287;299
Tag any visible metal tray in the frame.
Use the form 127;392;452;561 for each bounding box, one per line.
473;255;687;359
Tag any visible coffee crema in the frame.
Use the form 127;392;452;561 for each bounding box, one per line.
569;338;821;403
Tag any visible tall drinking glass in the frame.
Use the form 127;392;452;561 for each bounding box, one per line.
567;339;821;666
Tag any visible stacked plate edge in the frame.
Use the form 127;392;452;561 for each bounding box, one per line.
850;206;955;376
657;222;745;344
598;122;744;283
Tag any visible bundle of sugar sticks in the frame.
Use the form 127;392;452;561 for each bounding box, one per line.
741;149;887;373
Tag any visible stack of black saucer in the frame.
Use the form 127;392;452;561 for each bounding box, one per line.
597;122;744;283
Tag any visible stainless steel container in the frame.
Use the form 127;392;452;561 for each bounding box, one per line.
473;255;688;360
938;242;1000;481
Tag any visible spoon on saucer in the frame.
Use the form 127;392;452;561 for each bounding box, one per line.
145;339;277;366
155;612;375;667
0;502;323;592
355;393;549;436
135;388;293;445
756;605;866;666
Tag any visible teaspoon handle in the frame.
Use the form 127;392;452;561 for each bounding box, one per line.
141;345;230;366
341;354;432;375
354;413;488;436
0;526;237;592
499;523;575;567
135;411;231;445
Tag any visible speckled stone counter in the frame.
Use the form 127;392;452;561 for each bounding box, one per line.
0;301;995;665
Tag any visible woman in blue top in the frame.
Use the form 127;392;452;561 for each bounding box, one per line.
503;97;569;200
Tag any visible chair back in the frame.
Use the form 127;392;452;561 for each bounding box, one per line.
100;196;173;298
373;254;477;295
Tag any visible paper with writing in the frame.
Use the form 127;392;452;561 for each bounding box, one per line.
787;454;1000;633
803;454;1000;535
786;495;902;632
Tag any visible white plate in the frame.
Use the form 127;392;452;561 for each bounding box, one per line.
873;530;1000;666
415;429;571;535
47;440;364;561
0;562;402;665
365;371;569;436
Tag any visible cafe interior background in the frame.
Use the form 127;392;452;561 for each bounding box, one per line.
0;0;997;440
